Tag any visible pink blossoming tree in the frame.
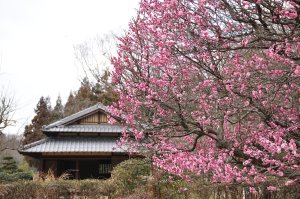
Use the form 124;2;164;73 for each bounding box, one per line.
111;0;300;187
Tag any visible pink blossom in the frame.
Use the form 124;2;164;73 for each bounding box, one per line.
249;187;258;195
285;179;299;186
294;66;300;76
111;0;300;188
267;186;278;192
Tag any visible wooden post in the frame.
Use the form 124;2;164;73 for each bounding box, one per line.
75;160;79;179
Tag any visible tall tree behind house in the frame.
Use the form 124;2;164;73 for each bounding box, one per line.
63;78;96;117
22;96;52;145
63;71;118;117
72;34;119;113
50;95;64;122
92;69;118;106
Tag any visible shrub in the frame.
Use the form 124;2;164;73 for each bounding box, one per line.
0;171;33;182
110;158;150;196
0;180;112;199
11;172;33;181
0;175;299;198
0;172;14;182
17;160;35;173
0;156;18;174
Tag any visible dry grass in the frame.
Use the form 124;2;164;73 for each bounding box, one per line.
33;169;71;182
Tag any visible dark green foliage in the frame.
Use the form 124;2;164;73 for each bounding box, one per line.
0;156;17;174
11;172;32;181
0;156;33;182
0;172;33;182
0;172;13;182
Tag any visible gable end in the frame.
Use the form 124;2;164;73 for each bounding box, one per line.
79;112;108;124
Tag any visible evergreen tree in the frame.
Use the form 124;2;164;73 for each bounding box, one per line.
50;95;64;122
78;77;94;99
63;70;118;116
22;96;52;145
1;156;18;174
92;68;118;105
64;79;96;116
64;92;77;117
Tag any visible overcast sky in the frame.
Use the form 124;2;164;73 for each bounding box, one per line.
0;0;140;135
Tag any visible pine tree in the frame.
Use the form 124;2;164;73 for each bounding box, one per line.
50;95;64;122
1;156;18;174
22;96;52;145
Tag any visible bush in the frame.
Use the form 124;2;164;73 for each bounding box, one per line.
0;180;112;199
17;160;35;173
0;158;299;198
0;171;33;182
0;173;14;182
110;158;150;196
0;156;18;174
0;174;299;199
11;172;33;181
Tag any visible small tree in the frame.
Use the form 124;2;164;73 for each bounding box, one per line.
0;91;15;136
1;156;18;174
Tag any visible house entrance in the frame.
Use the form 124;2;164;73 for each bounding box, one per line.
57;160;77;179
56;159;112;179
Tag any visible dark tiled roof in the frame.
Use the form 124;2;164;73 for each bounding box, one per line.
19;137;125;153
43;124;124;133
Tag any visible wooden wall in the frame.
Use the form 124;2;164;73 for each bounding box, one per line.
79;112;108;124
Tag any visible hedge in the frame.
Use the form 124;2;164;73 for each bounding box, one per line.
0;172;33;182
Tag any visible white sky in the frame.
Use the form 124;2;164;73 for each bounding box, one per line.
0;0;140;135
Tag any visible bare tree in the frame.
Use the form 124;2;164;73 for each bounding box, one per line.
71;33;119;107
73;33;118;82
0;92;15;136
0;95;17;154
0;67;16;152
0;134;22;162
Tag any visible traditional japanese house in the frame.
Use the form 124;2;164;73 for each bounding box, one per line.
19;103;129;179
